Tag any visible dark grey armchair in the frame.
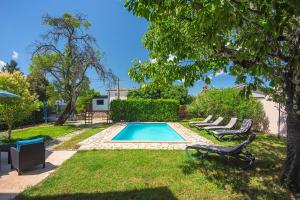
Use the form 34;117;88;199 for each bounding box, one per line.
10;142;45;175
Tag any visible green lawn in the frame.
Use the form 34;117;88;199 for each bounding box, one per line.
54;125;110;150
0;124;77;144
16;129;289;199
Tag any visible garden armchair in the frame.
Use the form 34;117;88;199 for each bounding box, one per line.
10;138;45;175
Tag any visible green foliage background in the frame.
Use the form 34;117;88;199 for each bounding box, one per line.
110;99;179;122
187;88;269;131
127;84;193;105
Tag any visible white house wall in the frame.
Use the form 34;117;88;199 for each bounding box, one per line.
257;96;287;137
108;90;128;102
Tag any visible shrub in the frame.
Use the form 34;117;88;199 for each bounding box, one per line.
0;71;40;140
110;99;179;122
187;88;269;131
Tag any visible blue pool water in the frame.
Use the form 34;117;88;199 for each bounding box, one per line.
112;123;185;141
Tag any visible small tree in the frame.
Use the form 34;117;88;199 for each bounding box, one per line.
76;89;100;113
0;71;40;141
1;60;19;73
27;70;49;102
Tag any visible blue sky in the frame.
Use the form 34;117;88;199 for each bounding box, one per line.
0;0;236;95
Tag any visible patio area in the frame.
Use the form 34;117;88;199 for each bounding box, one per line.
78;123;213;150
0;150;76;200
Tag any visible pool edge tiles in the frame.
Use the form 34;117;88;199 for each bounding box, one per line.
108;123;190;143
78;122;214;150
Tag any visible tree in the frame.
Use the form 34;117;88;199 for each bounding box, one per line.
27;70;49;102
124;0;300;192
127;83;193;105
0;71;40;141
76;89;100;113
1;60;19;73
31;13;117;125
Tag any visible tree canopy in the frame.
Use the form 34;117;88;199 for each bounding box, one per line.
124;0;300;193
127;84;193;105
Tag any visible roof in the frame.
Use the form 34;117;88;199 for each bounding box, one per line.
231;84;266;98
107;88;129;91
93;95;108;99
231;84;247;89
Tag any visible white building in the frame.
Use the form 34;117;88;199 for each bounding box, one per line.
107;88;129;102
92;95;109;111
92;88;129;111
233;85;286;137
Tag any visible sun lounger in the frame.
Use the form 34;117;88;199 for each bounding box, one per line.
212;119;252;141
188;115;213;126
203;117;238;131
195;117;224;129
185;134;256;168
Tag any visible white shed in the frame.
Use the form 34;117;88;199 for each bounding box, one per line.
92;95;109;111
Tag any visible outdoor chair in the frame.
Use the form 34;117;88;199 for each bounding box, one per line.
188;115;213;126
195;117;224;129
203;117;238;131
185;134;256;169
10;138;45;175
212;119;253;141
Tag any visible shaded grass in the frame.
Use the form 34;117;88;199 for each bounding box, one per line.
54;124;110;150
0;124;77;144
16;132;288;200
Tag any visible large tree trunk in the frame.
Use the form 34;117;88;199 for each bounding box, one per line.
55;100;76;125
281;68;300;194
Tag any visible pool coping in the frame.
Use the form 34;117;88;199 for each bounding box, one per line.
78;122;213;150
105;122;191;143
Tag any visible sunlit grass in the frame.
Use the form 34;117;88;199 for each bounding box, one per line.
0;124;77;144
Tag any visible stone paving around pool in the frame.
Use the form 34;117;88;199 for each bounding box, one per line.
78;123;213;150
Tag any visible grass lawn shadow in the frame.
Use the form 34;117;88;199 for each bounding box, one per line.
15;187;177;200
180;134;289;199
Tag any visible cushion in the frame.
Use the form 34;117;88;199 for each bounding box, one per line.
16;137;44;151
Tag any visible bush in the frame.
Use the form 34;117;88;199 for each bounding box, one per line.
187;88;269;131
110;99;179;122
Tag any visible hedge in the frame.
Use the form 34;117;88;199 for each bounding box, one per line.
110;99;179;122
187;88;269;131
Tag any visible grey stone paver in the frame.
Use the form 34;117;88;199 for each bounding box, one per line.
79;123;213;150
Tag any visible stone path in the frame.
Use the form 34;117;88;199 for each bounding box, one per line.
79;123;213;150
46;128;87;150
0;150;76;200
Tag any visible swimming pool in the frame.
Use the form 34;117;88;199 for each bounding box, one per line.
112;123;185;142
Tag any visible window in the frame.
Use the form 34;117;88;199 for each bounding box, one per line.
96;99;104;105
115;93;118;96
